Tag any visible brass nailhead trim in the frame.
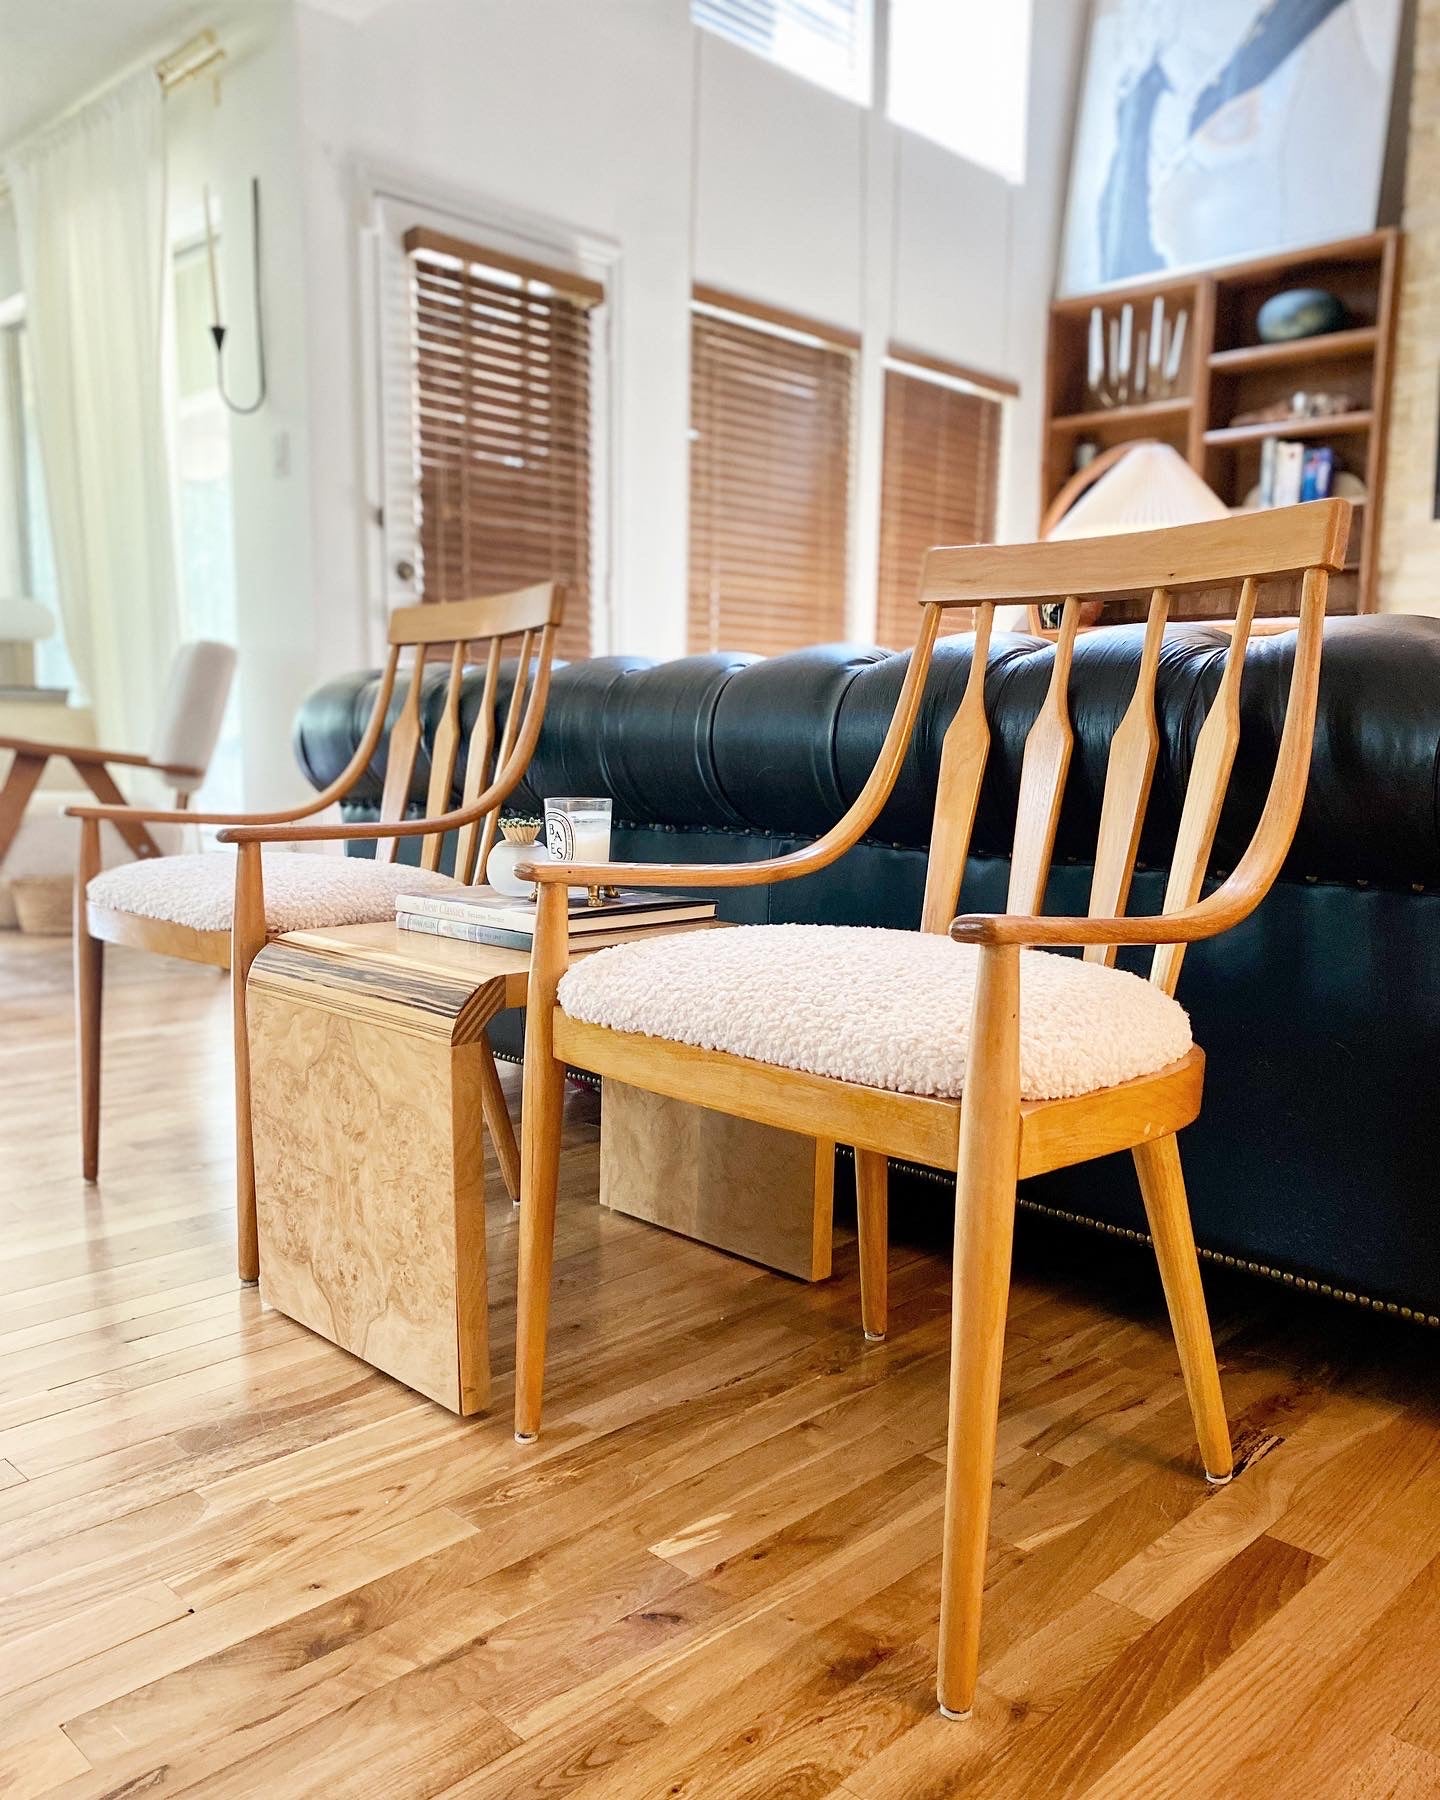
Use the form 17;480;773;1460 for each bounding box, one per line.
501;1066;1440;1329
837;1147;1440;1330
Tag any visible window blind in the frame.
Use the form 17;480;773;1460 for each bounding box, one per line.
404;226;598;662
692;0;871;103
688;306;854;656
875;364;1002;649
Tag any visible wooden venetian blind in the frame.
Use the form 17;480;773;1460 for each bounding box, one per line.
875;364;1002;648
688;306;853;655
405;226;599;662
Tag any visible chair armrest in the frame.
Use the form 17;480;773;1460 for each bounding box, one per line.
218;795;502;847
66;797;324;828
521;842;844;891
217;814;418;846
950;873;1256;951
0;736;150;768
224;607;935;870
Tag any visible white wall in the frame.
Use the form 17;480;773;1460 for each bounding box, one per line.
158;4;331;804
283;0;1085;675
0;0;1086;798
293;0;697;662
691;5;1085;634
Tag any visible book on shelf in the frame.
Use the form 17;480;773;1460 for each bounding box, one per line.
394;883;717;942
1273;440;1305;508
1259;438;1336;508
1300;446;1335;501
395;910;718;952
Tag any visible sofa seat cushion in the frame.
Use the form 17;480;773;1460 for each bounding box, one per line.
557;923;1192;1103
87;851;458;934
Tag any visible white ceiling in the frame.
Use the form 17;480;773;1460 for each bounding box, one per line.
0;0;371;154
0;0;218;150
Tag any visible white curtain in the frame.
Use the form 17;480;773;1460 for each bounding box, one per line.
6;69;180;746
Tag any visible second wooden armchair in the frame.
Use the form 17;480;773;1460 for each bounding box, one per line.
67;581;566;1281
510;504;1349;1720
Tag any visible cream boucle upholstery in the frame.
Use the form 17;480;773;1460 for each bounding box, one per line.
87;851;458;934
557;924;1192;1102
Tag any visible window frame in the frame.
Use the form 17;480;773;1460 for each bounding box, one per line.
873;346;1010;648
688;288;858;657
692;0;874;106
359;180;617;663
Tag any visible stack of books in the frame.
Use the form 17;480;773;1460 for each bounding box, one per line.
395;885;717;950
1259;439;1336;507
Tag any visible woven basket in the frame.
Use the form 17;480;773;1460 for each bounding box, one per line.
11;875;72;936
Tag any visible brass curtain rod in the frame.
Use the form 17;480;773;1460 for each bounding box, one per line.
0;30;227;202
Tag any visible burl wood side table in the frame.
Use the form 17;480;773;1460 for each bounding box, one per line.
247;919;837;1416
247;921;529;1416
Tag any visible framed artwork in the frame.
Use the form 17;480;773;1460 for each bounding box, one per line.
1058;0;1404;294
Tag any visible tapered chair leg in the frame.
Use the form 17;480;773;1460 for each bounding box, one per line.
231;845;267;1285
1133;1133;1233;1483
514;884;570;1443
75;818;104;1182
855;1146;888;1341
938;943;1022;1721
478;1035;521;1203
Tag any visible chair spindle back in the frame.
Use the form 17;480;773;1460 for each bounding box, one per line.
365;581;564;883
915;504;1350;993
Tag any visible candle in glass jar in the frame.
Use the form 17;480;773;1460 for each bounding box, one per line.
545;797;613;898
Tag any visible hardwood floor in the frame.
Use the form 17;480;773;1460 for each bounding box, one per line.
1;932;1439;1797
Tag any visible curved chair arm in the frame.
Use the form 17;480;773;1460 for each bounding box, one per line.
66;799;319;828
67;651;407;836
952;882;1250;950
218;635;557;848
0;735;199;779
216;777;519;846
523;610;942;894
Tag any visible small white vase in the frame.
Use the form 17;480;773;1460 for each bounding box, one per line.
486;835;548;898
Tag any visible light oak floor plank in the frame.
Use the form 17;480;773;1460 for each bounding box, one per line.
1;934;1438;1798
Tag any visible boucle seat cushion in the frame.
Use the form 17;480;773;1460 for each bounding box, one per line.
87;851;458;934
557;924;1193;1102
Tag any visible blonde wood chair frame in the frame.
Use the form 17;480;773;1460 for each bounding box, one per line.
510;504;1350;1719
0;737;204;870
68;581;566;1283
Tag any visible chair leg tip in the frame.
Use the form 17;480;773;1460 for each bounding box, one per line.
938;1703;972;1722
863;1329;887;1343
1204;1467;1234;1486
514;1430;538;1445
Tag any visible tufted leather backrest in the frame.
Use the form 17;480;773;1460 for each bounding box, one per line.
293;614;1440;895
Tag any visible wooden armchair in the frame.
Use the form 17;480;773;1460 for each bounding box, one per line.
68;581;565;1282
509;505;1348;1720
0;640;236;870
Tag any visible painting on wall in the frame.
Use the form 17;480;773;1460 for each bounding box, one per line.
1058;0;1404;295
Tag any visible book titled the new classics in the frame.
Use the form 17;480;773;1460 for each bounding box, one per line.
394;884;716;947
395;910;718;952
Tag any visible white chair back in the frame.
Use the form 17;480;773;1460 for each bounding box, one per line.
148;641;236;794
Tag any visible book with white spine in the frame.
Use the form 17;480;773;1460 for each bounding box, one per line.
394;884;715;935
395;910;720;952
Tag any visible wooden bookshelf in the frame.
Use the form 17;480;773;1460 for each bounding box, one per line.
1042;229;1401;616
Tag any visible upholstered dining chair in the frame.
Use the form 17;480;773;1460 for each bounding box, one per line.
510;503;1348;1720
67;580;565;1281
0;639;236;872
